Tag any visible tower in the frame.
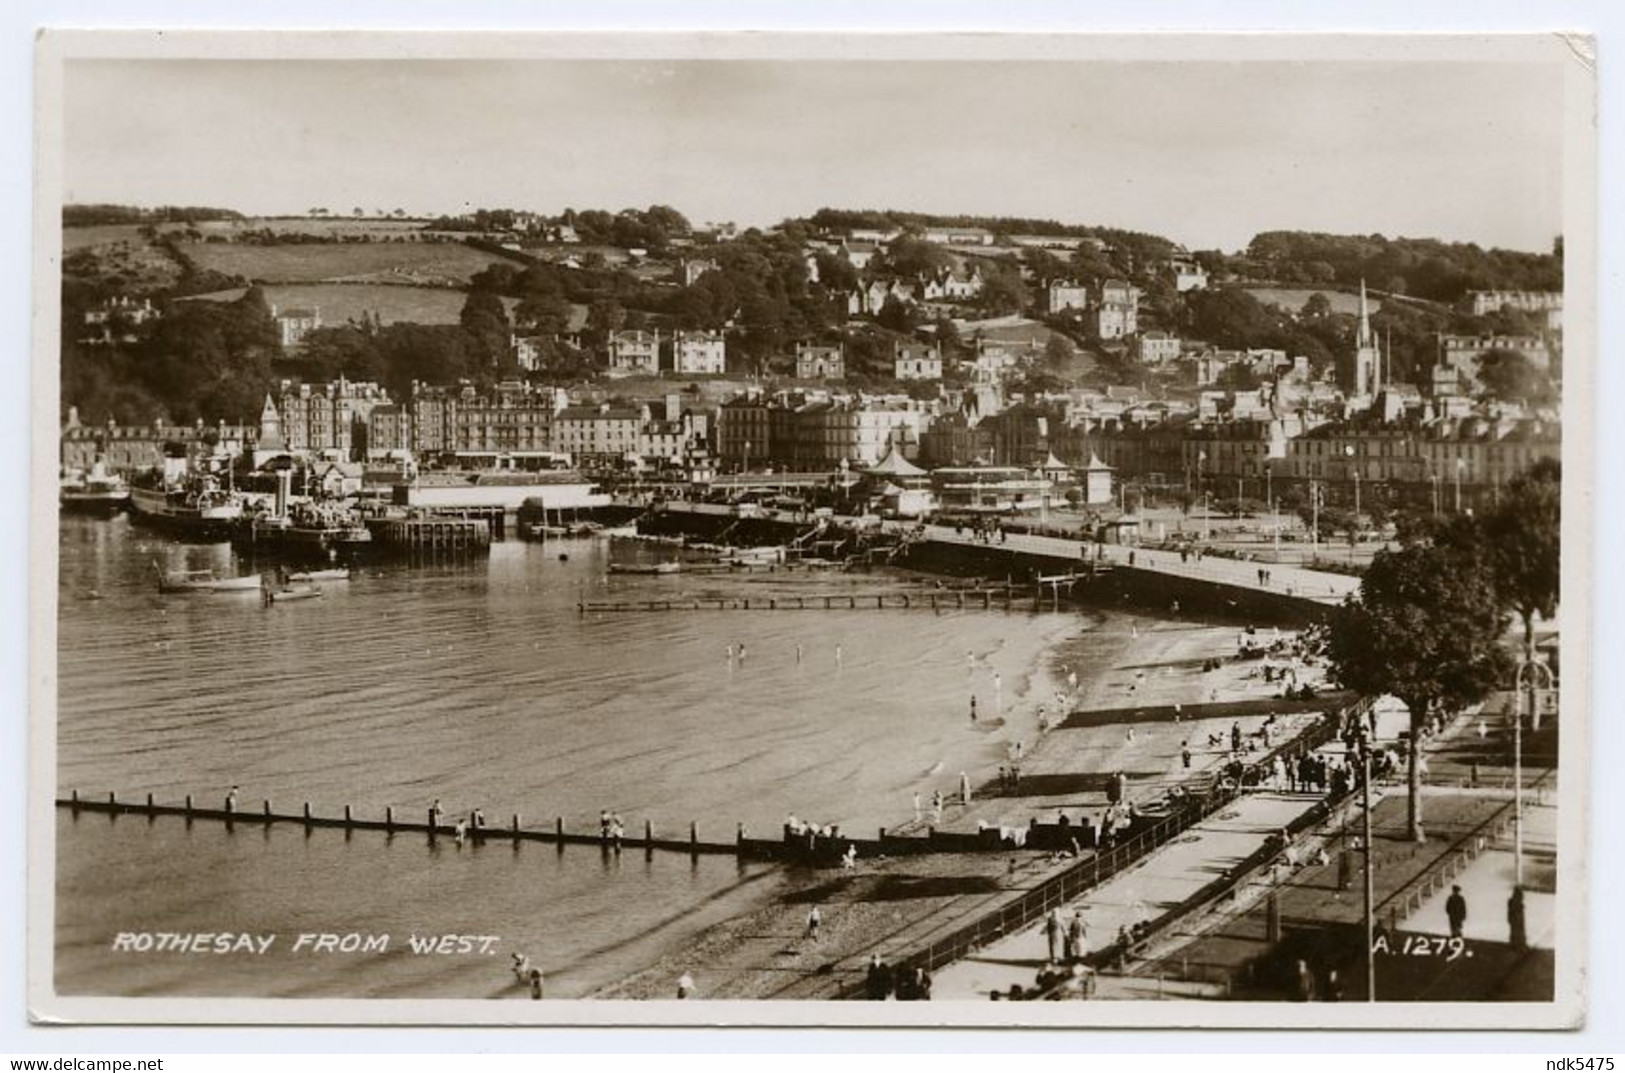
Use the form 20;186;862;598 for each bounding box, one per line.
1352;279;1382;397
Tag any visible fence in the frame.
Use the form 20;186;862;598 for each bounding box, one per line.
847;700;1356;998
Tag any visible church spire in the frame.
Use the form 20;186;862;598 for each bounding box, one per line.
1357;278;1375;351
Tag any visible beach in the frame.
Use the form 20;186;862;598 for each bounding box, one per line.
591;612;1332;1000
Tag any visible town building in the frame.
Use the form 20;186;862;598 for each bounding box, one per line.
716;393;772;469
1468;289;1563;331
678;258;720;286
1168;259;1210;292
272;378;392;459
894;341;943;381
1136;330;1181;366
80;296;161;345
1433;334;1554;397
450;381;559;458
1094;280;1140;339
552;403;642;467
670;330;727;376
1045;280;1090;314
795;342;845;380
607;330;661;377
272;305;322;349
60;409;254;474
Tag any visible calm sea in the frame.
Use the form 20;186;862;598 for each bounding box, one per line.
53;514;1102;999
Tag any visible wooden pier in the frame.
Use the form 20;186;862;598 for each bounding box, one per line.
366;516;492;553
579;585;1059;615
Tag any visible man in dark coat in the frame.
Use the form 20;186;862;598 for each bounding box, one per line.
1445;884;1468;939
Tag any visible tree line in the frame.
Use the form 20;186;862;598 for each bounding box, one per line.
1324;459;1560;841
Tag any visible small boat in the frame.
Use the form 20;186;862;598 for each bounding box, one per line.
156;565;263;594
608;562;682;576
287;568;351;582
265;584;324;604
599;525;638;538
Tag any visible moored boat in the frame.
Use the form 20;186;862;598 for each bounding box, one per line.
264;583;324;603
607;561;682;576
286;568;351;582
60;461;130;515
155;565;264;594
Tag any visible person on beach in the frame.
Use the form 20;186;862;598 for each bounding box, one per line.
737;643;747;663
796;643;803;664
1508;886;1528;949
511;952;532;983
676;971;695;999
453;817;468;846
529;968;544;1000
225;785;239;812
931;790;944;824
970;695;978;723
806;906;822;941
1231;722;1243;752
430;798;443;830
1181;741;1192;770
835;644;844;667
960;771;972;805
1045;909;1065;962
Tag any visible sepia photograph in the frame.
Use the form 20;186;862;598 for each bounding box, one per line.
28;30;1595;1028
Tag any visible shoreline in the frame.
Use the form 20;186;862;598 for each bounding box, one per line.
588;609;1329;1000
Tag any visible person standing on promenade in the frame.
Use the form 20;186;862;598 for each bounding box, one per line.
1446;885;1468;938
1045;908;1064;962
1068;910;1088;963
1181;741;1192;770
1509;886;1528;948
932;789;944;824
529;968;544;1000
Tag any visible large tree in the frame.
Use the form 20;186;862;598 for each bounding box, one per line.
1481;459;1561;697
1325;535;1512;840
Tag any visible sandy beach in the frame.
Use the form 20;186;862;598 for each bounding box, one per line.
591;611;1333;1000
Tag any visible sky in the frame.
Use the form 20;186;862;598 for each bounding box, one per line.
61;57;1566;253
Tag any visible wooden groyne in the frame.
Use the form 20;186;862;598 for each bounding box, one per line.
57;791;741;858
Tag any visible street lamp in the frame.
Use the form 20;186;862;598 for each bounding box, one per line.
1512;657;1554;887
1360;720;1376;1003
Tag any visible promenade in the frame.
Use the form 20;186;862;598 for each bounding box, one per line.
930;790;1324;1000
900;521;1361;607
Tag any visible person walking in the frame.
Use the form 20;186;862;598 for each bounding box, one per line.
1446;884;1468;939
805;905;822;942
1067;910;1088;963
1044;908;1064;963
676;971;695;999
1181;741;1192;770
931;789;944;824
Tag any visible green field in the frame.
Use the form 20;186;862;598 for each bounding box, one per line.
195;216;431;240
182;283;522;327
1242;287;1380;316
180;239;509;286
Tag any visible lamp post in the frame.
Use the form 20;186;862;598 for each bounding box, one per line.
1512;658;1554;887
1454;457;1465;513
1362;723;1376;1003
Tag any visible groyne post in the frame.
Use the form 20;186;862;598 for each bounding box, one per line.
184;794;193;816
385;805;394;830
690;821;699;856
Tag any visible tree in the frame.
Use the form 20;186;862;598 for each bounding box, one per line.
1476;348;1555;404
876;296;919;334
1481;459;1560;690
1043;333;1077;373
460;288;512;367
1325;536;1513;840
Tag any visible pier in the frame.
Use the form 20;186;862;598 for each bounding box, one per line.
579;583;1065;615
366;516;492;553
